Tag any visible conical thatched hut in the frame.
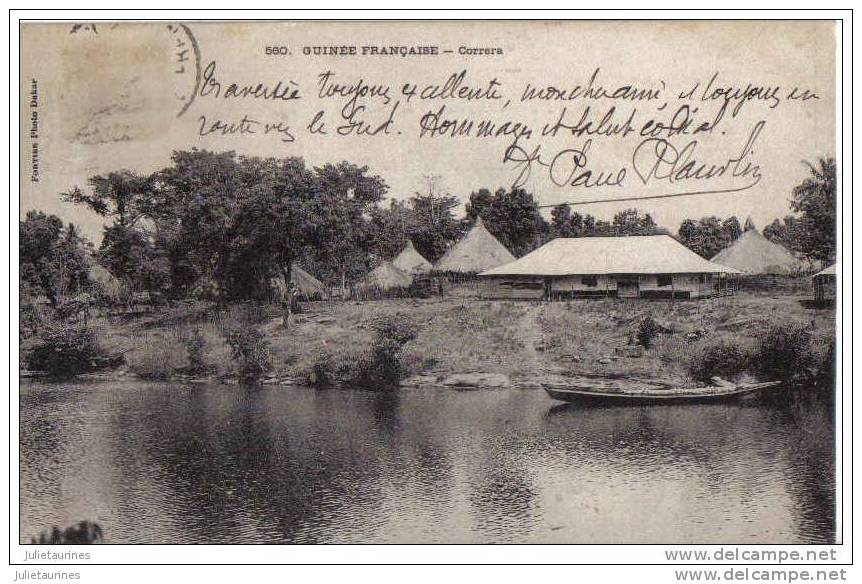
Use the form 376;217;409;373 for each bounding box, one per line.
291;264;327;299
711;230;808;275
87;263;124;303
392;241;433;274
270;263;327;301
363;261;413;291
434;217;516;274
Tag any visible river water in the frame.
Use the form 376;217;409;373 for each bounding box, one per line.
19;381;835;544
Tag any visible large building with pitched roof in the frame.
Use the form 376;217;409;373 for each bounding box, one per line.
479;235;740;300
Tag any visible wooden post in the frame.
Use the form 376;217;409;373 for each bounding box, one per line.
671;275;675;305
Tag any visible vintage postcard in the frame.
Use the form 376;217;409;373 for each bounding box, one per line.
15;17;842;557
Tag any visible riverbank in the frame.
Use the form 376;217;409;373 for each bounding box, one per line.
24;288;836;390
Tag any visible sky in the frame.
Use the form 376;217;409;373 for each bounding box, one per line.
19;21;836;244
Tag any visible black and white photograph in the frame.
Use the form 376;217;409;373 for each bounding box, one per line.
12;14;848;567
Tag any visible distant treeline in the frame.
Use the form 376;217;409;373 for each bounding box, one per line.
20;151;835;306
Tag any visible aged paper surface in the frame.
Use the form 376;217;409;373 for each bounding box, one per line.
21;21;834;235
17;21;839;548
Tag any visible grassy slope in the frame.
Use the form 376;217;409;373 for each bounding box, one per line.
89;286;835;387
537;294;834;386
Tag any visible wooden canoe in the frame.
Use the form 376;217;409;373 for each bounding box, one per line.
542;380;783;404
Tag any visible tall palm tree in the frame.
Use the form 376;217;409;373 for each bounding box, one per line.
791;157;836;264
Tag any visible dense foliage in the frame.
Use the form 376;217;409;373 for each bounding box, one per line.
225;325;273;383
22;151;836;310
763;158;836;263
689;322;823;386
635;316;660;349
753;322;814;381
355;316;419;389
26;323;107;377
688;341;750;383
465;187;549;257
677;215;745;259
20;211;91;306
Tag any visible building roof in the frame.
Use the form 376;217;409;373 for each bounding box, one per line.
813;264;836;278
434;217;517;273
88;262;123;296
710;230;808;275
392;240;433;273
270;263;327;298
364;261;413;290
291;264;326;296
480;235;740;277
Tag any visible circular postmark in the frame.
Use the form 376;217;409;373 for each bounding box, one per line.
61;23;202;146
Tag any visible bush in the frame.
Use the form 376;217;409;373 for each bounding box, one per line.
373;317;418;347
752;322;813;381
184;328;208;374
818;337;836;383
352;315;418;389
129;339;184;380
26;323;109;377
224;325;272;384
688;341;751;384
19;288;54;340
304;351;357;387
32;521;103;544
635;316;659;348
812;337;836;397
306;351;334;387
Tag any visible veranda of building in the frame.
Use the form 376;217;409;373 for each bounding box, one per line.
812;264;836;305
479;235;741;300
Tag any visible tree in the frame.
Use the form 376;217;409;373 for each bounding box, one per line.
611;208;661;236
407;187;462;263
147;150;245;296
305;162;388;289
465;187;548;256
20;211;90;306
763;218;787;243
220;156;320;299
63;170;154;228
763;215;806;253
722;216;742;242
759;158;836;264
63;168;174;301
550;203;573;237
790;157;836;263
367;187;462;266
549;205;663;239
99;224;169;300
369;200;413;262
677;216;733;259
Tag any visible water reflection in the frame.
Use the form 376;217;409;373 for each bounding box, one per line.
19;381;835;544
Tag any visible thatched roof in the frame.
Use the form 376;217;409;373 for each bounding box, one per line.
270;263;327;299
813;264;836;278
392;241;433;273
364;261;413;290
711;230;808;275
87;263;123;296
434;217;516;273
481;235;739;277
291;264;326;297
